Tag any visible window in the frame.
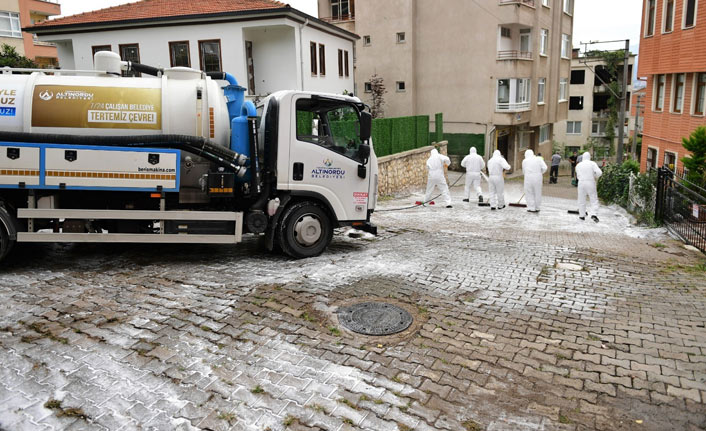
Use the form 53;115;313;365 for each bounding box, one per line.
319;44;326;76
673;73;685;113
539;125;550;143
561;34;570;58
338;49;344;77
540;29;549;55
646;0;656;36
91;45;112;59
331;0;353;20
542;0;550;6
566;121;582;134
563;0;573;14
364;82;372;93
591;120;608;136
647;147;658;169
538;78;546;104
569;96;584;110
295;98;366;162
501;27;511;38
363;35;371;46
397;32;406;43
396;81;406;92
571;70;586;84
559;78;568;101
169;41;190;67
695;72;706;115
684;0;697;27
519;28;531;53
344;50;349;77
663;151;677;171
119;44;140;77
310;42;317;75
496;78;531;110
655;74;666;111
664;0;675;32
199;40;222;72
0;12;21;38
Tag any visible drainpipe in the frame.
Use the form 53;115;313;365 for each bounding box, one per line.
298;18;310;91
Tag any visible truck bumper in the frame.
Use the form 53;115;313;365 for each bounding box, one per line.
358;221;377;236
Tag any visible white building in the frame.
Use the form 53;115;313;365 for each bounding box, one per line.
27;0;357;97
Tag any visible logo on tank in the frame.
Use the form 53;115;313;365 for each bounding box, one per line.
39;90;53;101
311;158;345;180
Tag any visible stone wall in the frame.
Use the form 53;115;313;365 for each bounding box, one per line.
377;142;448;196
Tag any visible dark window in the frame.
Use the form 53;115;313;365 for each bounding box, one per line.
685;0;696;27
570;70;585;84
91;45;111;63
626;91;631;111
199;40;221;72
569;96;584;110
295;98;365;162
310;42;317;75
396;81;406;91
344;50;349;77
338;49;343;77
646;0;656;36
119;44;140;77
364;82;372;93
319;44;326;76
331;0;354;20
665;0;675;31
594;65;613;86
647;147;657;169
696;72;706;115
169;41;190;67
593;94;610;111
664;151;676;171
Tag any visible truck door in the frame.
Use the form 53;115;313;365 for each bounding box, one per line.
288;95;371;222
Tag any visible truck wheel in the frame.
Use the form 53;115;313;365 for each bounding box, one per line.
277;202;333;259
0;205;16;261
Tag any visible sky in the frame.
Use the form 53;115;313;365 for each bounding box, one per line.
57;0;642;53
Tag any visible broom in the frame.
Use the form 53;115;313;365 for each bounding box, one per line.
478;172;490;206
508;193;527;208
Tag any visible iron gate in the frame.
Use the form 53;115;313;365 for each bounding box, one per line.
655;167;706;253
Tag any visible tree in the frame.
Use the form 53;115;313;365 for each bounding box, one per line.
681;126;706;190
595;50;627;157
369;74;387;119
0;43;37;68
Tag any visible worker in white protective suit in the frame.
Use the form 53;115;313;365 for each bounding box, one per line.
460;147;485;203
486;150;511;210
424;148;453;208
575;152;602;222
522;149;548;213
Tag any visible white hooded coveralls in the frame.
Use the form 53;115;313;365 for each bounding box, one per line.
522;149;548;211
575;152;602;217
424;149;452;206
486;150;511;208
460;147;485;200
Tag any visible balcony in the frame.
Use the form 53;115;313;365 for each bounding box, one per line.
496;102;531;112
497;50;532;60
499;0;535;6
319;14;355;23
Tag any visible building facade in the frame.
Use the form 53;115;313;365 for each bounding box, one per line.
638;0;706;172
318;0;573;171
1;0;59;65
554;51;636;161
28;0;356;97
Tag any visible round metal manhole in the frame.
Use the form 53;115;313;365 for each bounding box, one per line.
337;302;413;336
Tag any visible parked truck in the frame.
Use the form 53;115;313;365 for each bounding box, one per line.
0;51;377;261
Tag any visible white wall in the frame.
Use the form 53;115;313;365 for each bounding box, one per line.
39;17;354;96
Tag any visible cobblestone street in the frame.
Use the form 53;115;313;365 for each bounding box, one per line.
1;178;705;431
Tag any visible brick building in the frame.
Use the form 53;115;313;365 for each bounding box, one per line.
638;0;706;172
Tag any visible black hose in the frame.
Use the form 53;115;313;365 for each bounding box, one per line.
126;62;163;77
0;131;247;176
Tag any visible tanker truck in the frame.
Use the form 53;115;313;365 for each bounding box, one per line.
0;51;377;261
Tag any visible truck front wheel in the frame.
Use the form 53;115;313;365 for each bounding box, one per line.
277;201;333;259
0;204;16;261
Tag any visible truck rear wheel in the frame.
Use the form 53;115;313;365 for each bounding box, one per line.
277;201;333;259
0;204;16;261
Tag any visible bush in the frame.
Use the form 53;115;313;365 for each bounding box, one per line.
597;162;635;206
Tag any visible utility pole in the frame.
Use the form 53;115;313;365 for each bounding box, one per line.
632;93;645;160
616;39;630;164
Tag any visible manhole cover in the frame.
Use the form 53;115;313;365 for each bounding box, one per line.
337;302;413;336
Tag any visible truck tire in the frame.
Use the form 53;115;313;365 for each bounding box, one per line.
277;201;333;259
0;204;16;261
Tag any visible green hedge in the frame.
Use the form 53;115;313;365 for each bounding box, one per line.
372;115;430;157
431;133;485;157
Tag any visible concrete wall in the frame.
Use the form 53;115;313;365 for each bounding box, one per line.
377;141;447;196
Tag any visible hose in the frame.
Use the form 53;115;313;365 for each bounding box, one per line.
376;172;465;212
0;131;248;176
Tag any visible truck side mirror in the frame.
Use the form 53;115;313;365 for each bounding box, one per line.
358;144;370;161
359;111;372;142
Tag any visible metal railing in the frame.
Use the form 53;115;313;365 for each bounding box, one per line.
499;0;535;6
655;167;706;253
497;50;533;60
496;101;531;112
319;14;355;23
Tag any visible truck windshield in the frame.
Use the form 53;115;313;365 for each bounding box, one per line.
295;98;364;162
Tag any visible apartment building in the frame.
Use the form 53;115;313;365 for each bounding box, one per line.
28;0;356;97
554;50;636;159
0;0;59;65
318;0;573;171
638;0;706;172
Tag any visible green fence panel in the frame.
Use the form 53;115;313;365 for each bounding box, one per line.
435;113;443;142
372;118;393;157
440;133;485;156
416;115;430;148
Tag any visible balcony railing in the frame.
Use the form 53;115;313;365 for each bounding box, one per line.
497;50;533;60
499;0;535;6
319;14;355;23
496;101;531;112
